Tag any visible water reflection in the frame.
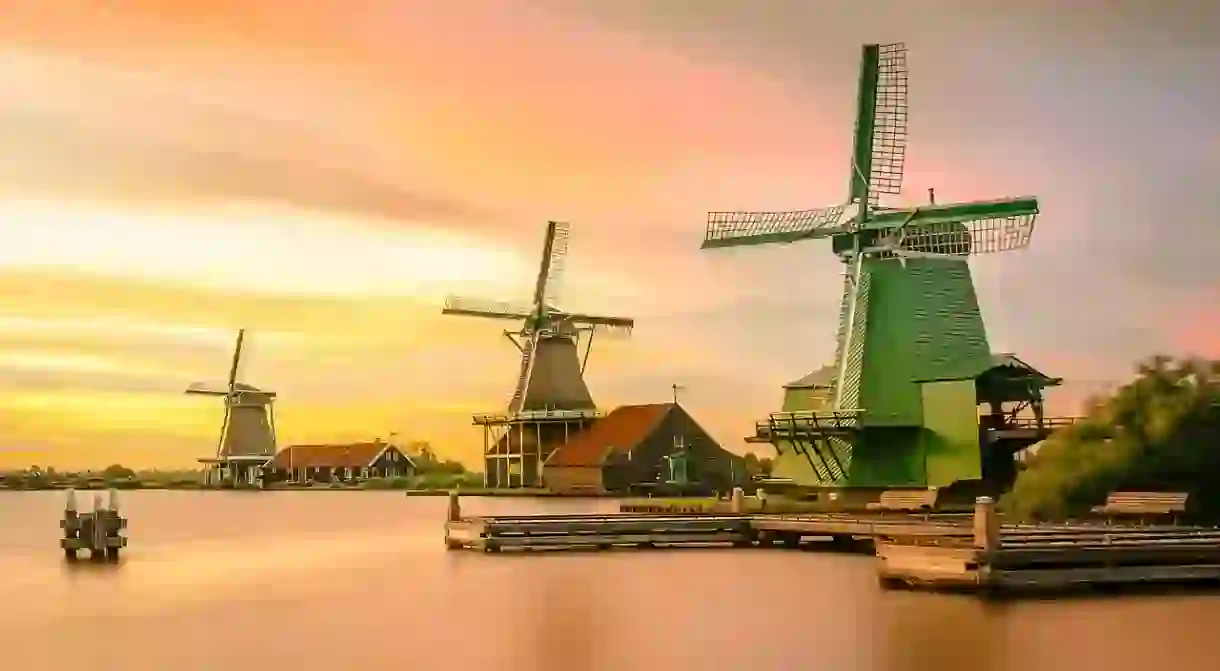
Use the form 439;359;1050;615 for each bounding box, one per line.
1;491;1217;670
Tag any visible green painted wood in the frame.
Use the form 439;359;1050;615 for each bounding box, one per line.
862;197;1038;229
848;44;881;206
920;379;984;485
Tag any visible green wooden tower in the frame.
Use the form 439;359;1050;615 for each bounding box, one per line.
701;43;1043;488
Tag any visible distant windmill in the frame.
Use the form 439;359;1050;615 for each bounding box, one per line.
186;329;278;487
443;221;634;488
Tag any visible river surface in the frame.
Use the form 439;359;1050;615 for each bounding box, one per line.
0;491;1216;670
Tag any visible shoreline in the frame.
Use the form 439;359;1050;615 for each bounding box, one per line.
0;484;624;497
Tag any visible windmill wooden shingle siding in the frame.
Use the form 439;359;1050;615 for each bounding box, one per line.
442;221;634;489
269;442;415;483
701;42;1065;491
544;403;746;495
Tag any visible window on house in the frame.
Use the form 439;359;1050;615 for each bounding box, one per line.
361;467;370;479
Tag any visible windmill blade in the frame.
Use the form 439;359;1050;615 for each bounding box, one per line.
558;312;634;332
185;382;230;396
542;221;569;309
865;196;1039;257
442;296;533;321
530;221;569;308
227;329;245;395
702;204;852;249
848;43;908;209
587;322;633;339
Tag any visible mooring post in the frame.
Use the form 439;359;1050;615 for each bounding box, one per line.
973;496;1000;553
447;490;462;523
108;488;120;514
730;487;745;514
61;488;80;560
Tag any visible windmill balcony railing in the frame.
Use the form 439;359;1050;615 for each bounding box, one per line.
472;409;605;425
999;416;1084;430
753;410;865;438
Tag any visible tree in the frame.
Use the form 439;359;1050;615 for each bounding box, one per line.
102;464;137;481
1002;355;1220;521
403;441;468;474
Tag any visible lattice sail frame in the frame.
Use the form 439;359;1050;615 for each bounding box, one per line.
540;221;570;310
878;211;1038;257
442;296;533;320
703;204;851;247
865;43;909;207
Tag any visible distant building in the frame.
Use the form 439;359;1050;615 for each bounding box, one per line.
543;403;745;495
268;440;415;483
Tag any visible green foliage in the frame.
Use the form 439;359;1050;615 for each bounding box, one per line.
1002;355;1220;521
405;441;470;475
102;464;136;480
742;453;775;478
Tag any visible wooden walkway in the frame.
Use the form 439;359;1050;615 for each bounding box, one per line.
445;513;754;551
441;492;1220;595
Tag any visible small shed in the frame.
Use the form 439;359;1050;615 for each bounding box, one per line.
269;440;415;483
543;403;744;495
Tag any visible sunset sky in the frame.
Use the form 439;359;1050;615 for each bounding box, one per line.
0;1;1216;469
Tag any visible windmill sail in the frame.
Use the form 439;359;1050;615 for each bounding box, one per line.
849;43;909;211
540;221;569;310
441;220;632;415
702;204;852;249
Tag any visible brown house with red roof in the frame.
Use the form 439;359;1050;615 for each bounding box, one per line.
268;440;416;483
543;403;745;495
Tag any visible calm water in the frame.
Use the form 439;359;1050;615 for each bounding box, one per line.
0;491;1216;670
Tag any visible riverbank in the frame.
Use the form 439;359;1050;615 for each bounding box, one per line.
0;480;615;497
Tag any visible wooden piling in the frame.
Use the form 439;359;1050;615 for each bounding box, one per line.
444;491;463;549
447;490;461;523
61;489;79;561
973;496;1000;553
729;487;745;514
60;486;127;562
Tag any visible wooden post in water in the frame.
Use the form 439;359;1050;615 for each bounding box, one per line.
973;496;1000;553
447;491;462;523
90;492;107;558
62;488;79;561
730;487;745;514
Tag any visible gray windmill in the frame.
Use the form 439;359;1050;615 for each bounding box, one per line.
187;329;278;487
443;221;634;488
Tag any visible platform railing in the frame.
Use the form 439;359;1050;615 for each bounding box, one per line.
472;409;605;425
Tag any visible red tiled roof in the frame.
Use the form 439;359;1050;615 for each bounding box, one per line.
272;443;396;470
546;404;673;468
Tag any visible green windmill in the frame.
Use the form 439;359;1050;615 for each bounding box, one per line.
702;43;1056;490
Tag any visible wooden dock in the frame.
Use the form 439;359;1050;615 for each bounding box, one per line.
445;513;754;551
442;489;969;553
442;491;1220;595
877;497;1220;594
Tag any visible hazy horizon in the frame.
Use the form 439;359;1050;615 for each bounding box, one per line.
1;1;1216;469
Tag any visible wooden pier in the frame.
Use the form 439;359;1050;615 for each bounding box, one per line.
60;488;128;561
443;490;1220;595
442;489;967;553
876;496;1220;594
